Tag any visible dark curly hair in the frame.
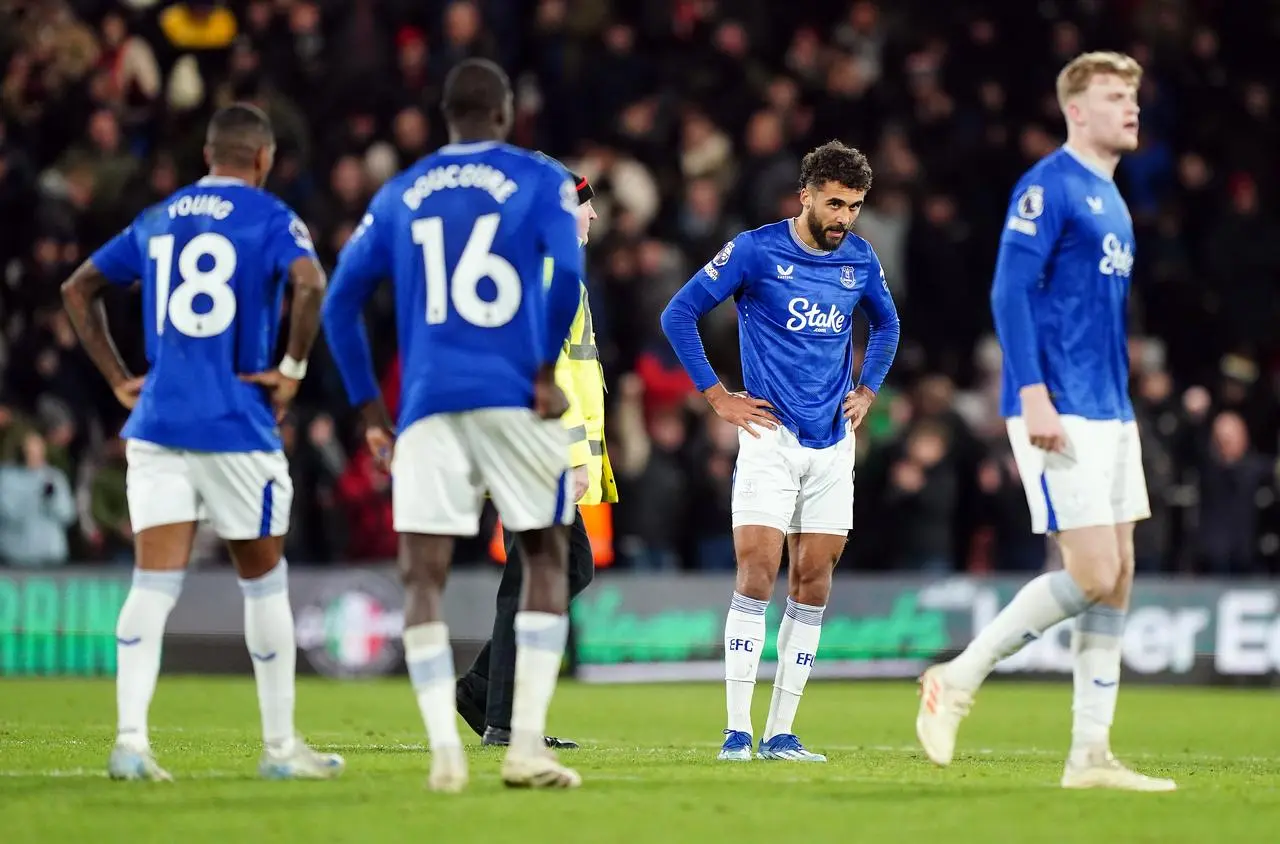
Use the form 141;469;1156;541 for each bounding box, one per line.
798;140;873;193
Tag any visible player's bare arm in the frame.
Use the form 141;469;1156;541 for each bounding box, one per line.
282;255;328;364
703;383;779;438
241;255;327;421
60;260;143;409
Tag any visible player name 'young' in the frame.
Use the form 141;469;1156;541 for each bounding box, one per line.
168;194;234;220
401;163;519;210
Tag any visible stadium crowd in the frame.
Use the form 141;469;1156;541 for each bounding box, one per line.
1;0;1279;575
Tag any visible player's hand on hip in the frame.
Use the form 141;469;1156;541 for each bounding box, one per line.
365;426;395;473
533;365;569;419
1021;386;1067;453
571;465;590;502
708;387;779;438
843;386;875;429
239;370;300;422
112;376;146;410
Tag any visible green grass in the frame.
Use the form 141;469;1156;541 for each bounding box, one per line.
0;677;1276;843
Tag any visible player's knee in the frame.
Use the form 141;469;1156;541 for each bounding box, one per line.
732;525;785;599
1071;554;1122;603
736;572;773;602
791;561;834;606
517;525;569;564
397;536;449;590
734;556;775;601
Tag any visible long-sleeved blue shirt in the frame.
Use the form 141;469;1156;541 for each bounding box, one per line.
660;218;900;448
322;142;583;429
991;147;1135;420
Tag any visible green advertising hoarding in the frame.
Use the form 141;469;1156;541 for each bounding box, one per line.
569;575;1280;685
0;574;129;675
0;568;1277;685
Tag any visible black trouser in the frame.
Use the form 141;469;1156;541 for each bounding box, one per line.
460;508;595;731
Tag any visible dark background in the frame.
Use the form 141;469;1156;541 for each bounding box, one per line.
2;0;1279;578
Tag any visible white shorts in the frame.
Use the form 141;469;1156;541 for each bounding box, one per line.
731;424;854;536
1007;415;1150;534
125;439;293;539
391;408;574;535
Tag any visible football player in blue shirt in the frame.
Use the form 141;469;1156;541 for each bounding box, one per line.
322;59;583;792
60;104;343;782
661;141;900;763
915;52;1175;792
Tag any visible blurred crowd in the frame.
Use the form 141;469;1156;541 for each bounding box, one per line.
2;0;1280;576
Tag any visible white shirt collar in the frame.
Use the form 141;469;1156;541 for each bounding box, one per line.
197;175;249;187
1061;145;1114;182
787;218;827;256
437;141;500;155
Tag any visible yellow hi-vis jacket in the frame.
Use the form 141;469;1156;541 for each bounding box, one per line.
554;280;617;505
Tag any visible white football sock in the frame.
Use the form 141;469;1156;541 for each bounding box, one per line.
239;560;297;749
510;611;569;758
765;607;796;738
765;597;824;740
724;592;768;735
115;569;184;751
404;622;461;751
946;570;1092;691
1071;604;1125;754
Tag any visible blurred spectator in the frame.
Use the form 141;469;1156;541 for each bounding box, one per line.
884;421;959;572
0;0;1279;575
285;412;348;564
76;435;131;563
0;431;76;566
1195;411;1272;575
613;374;686;571
335;444;396;562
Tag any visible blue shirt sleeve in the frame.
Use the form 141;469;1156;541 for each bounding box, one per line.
538;167;585;364
856;251;900;394
322;189;393;408
990;177;1066;390
659;233;756;392
695;233;756;304
267;204;319;276
89;219;144;286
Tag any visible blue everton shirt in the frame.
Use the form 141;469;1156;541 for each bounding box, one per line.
321;141;583;431
90;176;317;452
661;218;900;448
991;147;1137;421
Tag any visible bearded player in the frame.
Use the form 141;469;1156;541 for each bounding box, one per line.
915;52;1176;792
660;141;900;762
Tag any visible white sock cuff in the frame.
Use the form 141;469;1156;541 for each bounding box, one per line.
1047;570;1092;616
515;611;568;652
730;592;769;616
131;568;185;600
784;597;824;626
403;621;449;652
238;559;288;599
404;623;452;688
1077;604;1126;636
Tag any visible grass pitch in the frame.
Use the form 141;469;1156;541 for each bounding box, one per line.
1;677;1276;843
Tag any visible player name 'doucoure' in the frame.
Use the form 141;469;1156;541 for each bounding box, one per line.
402;163;519;210
168;194;234;220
